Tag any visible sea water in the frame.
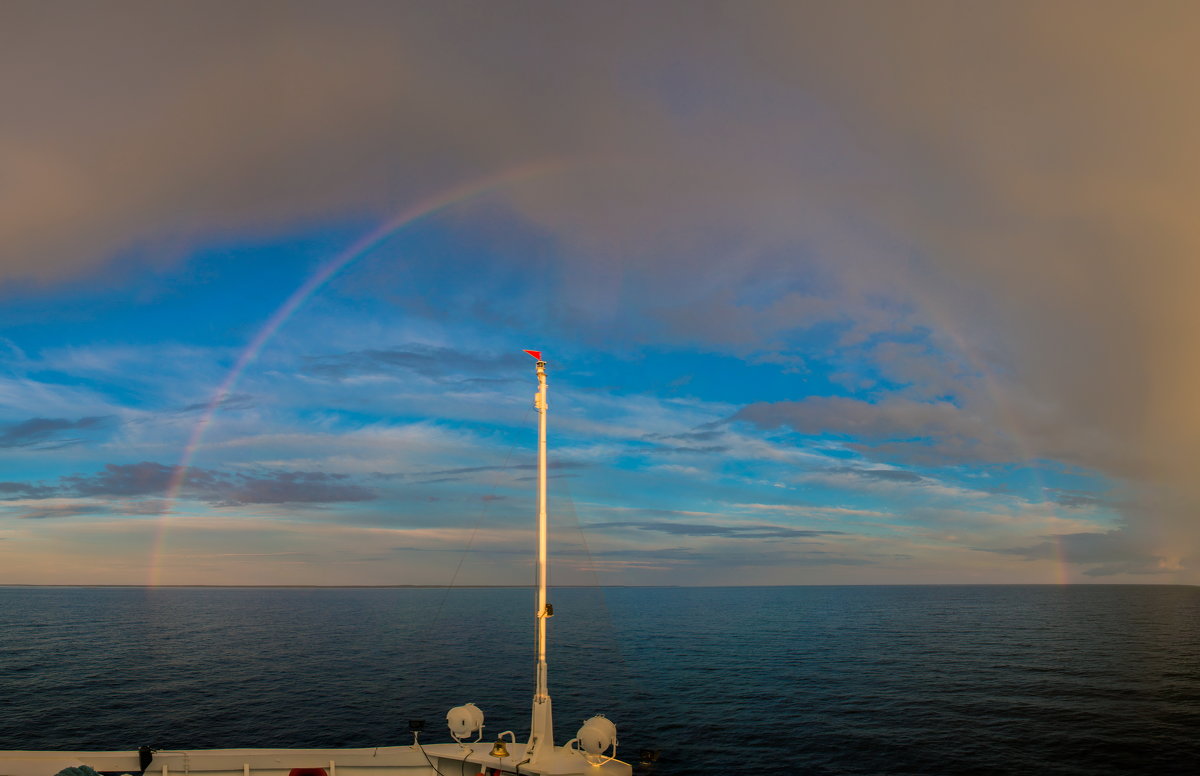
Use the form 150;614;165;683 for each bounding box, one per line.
1;586;1197;775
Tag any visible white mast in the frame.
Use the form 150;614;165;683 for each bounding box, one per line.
526;351;554;763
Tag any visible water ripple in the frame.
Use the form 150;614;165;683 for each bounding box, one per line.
1;585;1197;775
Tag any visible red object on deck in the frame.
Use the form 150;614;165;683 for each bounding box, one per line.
288;769;327;776
523;350;542;360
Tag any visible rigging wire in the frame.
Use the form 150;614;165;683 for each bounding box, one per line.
428;405;534;631
555;471;636;712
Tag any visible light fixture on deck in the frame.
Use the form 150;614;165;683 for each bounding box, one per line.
573;715;619;765
446;703;485;743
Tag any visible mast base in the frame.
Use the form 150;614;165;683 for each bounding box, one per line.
527;696;555;765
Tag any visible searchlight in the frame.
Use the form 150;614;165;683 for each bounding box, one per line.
573;715;618;765
446;703;485;743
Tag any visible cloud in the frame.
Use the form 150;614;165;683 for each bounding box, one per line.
736;503;895;520
15;503;110;520
64;462;177;497
554;536;880;575
732;393;1141;478
214;470;375;506
304;345;520;383
645;428;725;443
397;460;586;484
58;461;376;506
978;529;1172;576
589;520;844;539
422;461;585;477
828;466;926;484
1044;489;1108;509
513;473;579;482
5;2;1200;578
1080;562;1173;578
0;416;114;449
659;444;732;455
733;396;1026;469
0;481;56;499
641;427;734;455
736;397;968;440
178;393;255;413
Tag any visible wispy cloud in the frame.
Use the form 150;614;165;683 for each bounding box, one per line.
0;416;114;449
827;466;926;484
178;393;255;414
589;520;845;540
15;502;110;520
53;462;378;506
305;345;521;383
977;530;1172;577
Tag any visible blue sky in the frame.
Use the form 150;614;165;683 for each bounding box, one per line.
1;2;1195;585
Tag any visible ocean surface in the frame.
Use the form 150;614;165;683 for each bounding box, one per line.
1;585;1198;775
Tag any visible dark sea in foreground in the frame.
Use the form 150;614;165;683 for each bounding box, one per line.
2;585;1198;775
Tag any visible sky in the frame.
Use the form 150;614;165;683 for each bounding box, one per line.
1;1;1197;586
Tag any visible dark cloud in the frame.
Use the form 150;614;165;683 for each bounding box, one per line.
420;466;499;477
0;416;114;449
1044;488;1107;509
214;470;374;506
58;461;375;506
178;393;255;413
571;546;702;561
734;396;1141;476
642;427;733;455
566;544;875;569
736;397;980;445
305;345;519;383
0;481;55;499
513;473;579;482
644;428;726;443
414;460;586;484
16;503;108;520
733;396;1036;471
977;530;1170;576
64;462;177;497
589;520;844;539
1080;562;1169;578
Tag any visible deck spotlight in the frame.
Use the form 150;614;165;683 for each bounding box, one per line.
446;703;485;742
575;715;618;763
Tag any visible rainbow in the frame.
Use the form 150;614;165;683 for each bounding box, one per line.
147;161;567;586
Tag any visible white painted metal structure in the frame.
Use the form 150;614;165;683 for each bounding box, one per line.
0;353;632;776
528;354;555;765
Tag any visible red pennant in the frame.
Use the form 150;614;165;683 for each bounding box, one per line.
523;350;543;360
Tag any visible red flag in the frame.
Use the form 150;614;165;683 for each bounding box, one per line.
523;350;543;360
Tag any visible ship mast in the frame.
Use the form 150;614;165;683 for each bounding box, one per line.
525;350;554;763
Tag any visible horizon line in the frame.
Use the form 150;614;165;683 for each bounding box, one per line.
1;582;1194;589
